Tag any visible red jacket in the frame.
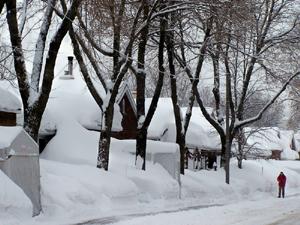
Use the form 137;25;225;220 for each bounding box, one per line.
277;174;286;187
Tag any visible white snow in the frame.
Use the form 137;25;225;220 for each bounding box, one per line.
279;130;299;160
0;170;32;222
243;127;299;159
40;70;122;133
244;127;282;156
146;98;174;140
146;99;221;150
0;85;22;113
0;126;22;149
2;116;300;224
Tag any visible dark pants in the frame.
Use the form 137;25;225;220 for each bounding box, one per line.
278;186;285;198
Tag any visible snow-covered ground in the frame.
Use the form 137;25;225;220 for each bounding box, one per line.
106;189;300;225
2;119;300;225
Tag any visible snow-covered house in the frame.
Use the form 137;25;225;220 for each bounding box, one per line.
0;86;22;126
243;127;299;160
243;127;282;159
0;126;41;216
146;98;222;169
39;57;137;151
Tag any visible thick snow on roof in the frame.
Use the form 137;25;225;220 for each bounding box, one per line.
245;127;282;156
146;98;174;139
40;66;122;133
146;98;221;150
0;85;22;113
0;126;22;149
182;107;221;150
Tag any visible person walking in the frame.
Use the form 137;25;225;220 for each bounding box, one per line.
277;172;286;198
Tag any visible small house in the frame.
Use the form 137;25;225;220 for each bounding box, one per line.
39;57;138;153
0;126;41;216
145;98;222;170
242;127;299;160
243;127;282;159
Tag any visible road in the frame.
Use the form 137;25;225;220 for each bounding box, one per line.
267;213;300;225
75;203;224;225
75;191;300;225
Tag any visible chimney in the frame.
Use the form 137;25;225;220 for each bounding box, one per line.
60;56;74;80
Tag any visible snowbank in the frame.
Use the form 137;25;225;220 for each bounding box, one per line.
0;170;32;223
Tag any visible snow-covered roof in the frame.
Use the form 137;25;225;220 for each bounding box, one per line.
245;127;282;155
0;86;22;113
146;98;174;140
40;67;122;134
183;107;220;150
0;126;22;149
146;98;221;150
116;82;136;115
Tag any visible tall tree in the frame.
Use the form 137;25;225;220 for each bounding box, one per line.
5;0;81;141
176;0;300;183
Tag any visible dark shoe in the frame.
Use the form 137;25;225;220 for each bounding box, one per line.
278;196;281;198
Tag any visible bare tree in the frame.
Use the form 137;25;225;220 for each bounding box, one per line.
175;0;300;183
5;0;81;141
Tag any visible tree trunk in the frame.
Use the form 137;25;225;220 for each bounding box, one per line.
166;12;186;174
97;105;114;170
6;0;80;141
135;0;149;170
23;107;42;142
237;155;242;169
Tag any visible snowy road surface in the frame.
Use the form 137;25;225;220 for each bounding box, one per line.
267;212;300;225
77;190;300;225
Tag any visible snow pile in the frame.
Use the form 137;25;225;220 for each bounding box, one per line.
42;121;179;203
3;120;300;225
41;120;99;165
0;170;32;223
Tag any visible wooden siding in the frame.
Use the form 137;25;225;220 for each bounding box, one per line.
271;150;281;160
0;111;17;126
112;95;137;139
